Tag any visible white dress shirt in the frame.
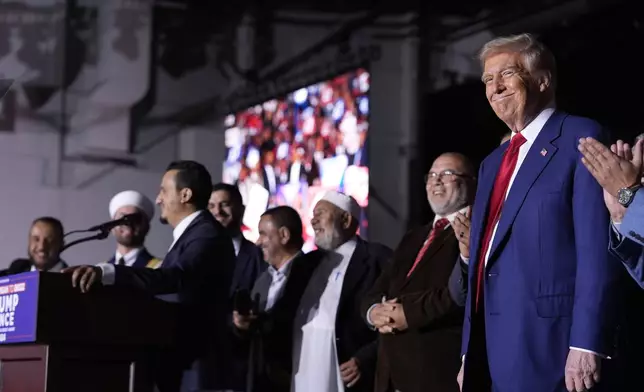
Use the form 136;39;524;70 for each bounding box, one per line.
168;210;202;252
265;252;299;311
264;165;277;193
482;107;555;265
99;210;203;285
114;248;143;267
291;238;357;392
290;161;302;185
232;235;242;256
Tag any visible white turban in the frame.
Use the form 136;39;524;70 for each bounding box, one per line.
109;190;155;221
319;190;361;221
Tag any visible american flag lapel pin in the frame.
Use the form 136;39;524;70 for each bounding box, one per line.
540;148;548;156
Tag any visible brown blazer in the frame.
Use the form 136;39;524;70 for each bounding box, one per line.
361;223;464;392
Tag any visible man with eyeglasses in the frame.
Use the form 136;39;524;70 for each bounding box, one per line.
361;152;475;392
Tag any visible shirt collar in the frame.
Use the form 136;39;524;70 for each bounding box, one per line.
115;247;143;265
434;206;470;226
333;236;358;259
513;105;555;144
268;251;300;279
173;210;202;243
30;260;65;273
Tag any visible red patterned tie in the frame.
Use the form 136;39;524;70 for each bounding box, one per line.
475;133;527;312
407;218;449;278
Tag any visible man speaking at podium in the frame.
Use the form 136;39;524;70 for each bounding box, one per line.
64;160;236;392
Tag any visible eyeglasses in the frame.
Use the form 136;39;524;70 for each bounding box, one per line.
424;170;469;184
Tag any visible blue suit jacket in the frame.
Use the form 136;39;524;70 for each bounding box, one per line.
609;191;644;288
462;112;621;392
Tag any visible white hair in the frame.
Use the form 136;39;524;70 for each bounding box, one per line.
479;33;557;90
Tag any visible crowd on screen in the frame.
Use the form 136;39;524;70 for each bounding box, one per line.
222;69;370;249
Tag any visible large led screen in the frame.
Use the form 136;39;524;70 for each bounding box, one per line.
222;68;370;252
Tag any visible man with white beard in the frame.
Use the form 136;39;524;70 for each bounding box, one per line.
290;190;392;392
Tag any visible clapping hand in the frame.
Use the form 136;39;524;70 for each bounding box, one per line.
452;207;472;258
578;137;643;196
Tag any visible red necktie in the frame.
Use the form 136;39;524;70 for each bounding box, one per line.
475;133;527;312
407;218;449;278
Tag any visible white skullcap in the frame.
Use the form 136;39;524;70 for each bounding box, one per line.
319;190;361;221
109;190;155;221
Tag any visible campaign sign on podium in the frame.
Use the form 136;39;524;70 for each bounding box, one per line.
0;271;39;344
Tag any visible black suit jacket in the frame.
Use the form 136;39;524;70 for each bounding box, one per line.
0;258;69;276
111;211;236;366
231;238;266;296
331;238;392;392
221;237;266;390
262;238;392;392
242;252;313;392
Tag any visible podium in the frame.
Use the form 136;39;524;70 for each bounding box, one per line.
0;271;177;392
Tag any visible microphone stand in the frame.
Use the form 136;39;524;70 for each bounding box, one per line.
61;229;110;253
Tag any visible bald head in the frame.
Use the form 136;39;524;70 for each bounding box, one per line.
425;153;476;216
436;153;476;177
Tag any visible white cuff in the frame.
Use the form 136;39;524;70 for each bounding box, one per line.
569;346;610;360
460;255;470;265
366;304;378;327
97;263;115;286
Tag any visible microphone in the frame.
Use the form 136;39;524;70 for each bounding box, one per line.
87;213;143;232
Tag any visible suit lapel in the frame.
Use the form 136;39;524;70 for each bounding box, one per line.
486;112;566;264
400;226;454;290
339;238;369;308
162;212;208;268
231;240;251;292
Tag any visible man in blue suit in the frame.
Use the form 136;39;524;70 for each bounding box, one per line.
65;160;236;392
578;137;644;286
458;33;620;392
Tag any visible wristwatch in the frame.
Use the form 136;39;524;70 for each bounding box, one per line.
617;184;642;207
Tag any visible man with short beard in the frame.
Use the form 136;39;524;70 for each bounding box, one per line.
1;217;69;276
208;183;265;392
64;160;236;392
290;191;392;392
209;183;265;295
361;152;475;392
106;190;160;269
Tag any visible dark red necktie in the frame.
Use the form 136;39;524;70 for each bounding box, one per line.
475;133;527;312
407;218;449;278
